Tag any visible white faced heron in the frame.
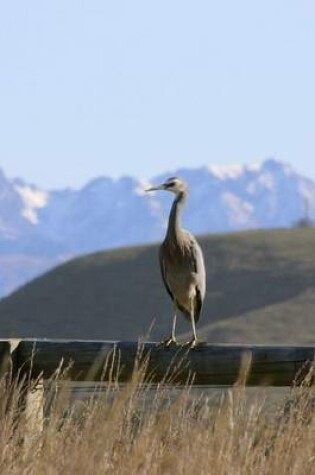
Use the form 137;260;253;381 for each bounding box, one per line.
146;177;206;347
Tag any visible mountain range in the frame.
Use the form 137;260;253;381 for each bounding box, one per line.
0;158;314;297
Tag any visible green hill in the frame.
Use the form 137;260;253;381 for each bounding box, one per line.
0;228;315;344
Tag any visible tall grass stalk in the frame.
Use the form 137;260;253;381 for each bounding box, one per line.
0;360;314;474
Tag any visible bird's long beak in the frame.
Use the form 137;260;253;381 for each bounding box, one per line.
145;184;165;192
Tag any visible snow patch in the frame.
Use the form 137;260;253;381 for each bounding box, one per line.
247;162;262;173
221;192;254;226
15;185;49;225
134;179;152;196
208;162;261;180
208;164;244;180
282;163;294;176
258;172;275;189
247;172;275;194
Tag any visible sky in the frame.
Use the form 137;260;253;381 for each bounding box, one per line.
0;0;315;189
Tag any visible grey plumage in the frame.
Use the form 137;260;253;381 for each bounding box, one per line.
146;177;206;347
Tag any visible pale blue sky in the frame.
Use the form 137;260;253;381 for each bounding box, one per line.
0;1;314;188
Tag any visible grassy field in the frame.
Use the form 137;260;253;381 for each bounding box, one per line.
0;228;315;343
1;360;314;475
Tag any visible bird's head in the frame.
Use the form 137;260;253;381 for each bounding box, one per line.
145;177;188;195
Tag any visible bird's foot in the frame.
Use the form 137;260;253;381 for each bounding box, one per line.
182;338;206;349
183;338;197;349
157;336;178;347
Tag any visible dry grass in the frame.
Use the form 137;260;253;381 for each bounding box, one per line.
0;363;314;475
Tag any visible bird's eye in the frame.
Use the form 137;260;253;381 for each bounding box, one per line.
167;181;176;187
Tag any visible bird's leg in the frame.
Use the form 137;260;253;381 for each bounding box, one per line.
171;310;177;341
159;304;178;346
183;301;198;348
189;312;198;348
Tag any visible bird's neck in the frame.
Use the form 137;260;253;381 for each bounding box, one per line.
166;191;187;241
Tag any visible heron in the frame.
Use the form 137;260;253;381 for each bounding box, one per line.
146;177;206;348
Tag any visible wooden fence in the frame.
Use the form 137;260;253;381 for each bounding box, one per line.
1;339;314;386
1;338;314;440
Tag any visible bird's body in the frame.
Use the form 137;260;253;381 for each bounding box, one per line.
146;177;206;347
160;230;205;321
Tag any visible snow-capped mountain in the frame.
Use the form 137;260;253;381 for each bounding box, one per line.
0;158;314;296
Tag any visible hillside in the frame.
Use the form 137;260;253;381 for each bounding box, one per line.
0;228;315;344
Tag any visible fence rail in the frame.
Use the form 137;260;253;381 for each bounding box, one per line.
1;339;314;386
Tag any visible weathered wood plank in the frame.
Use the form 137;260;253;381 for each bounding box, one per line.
0;339;21;379
0;340;12;378
0;339;44;444
15;340;315;386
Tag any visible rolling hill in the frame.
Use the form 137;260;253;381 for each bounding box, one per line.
0;228;314;344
